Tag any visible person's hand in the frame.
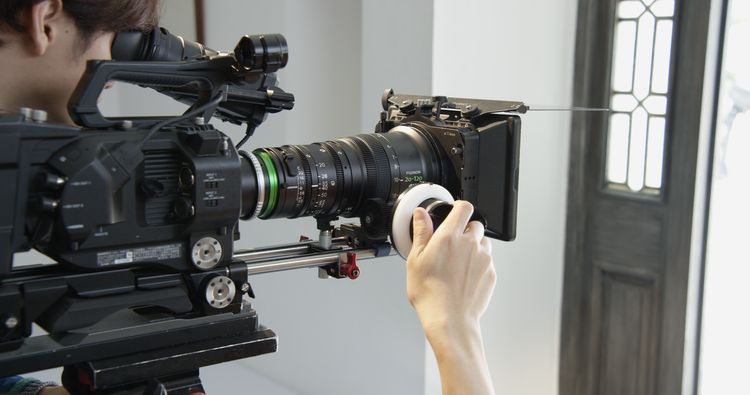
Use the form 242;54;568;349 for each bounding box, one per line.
406;200;496;337
405;200;497;395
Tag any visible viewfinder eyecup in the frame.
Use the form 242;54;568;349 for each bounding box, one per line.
112;27;217;62
234;34;289;72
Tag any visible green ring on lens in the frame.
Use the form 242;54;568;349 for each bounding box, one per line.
255;150;278;218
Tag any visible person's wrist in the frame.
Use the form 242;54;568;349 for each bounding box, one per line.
421;316;482;352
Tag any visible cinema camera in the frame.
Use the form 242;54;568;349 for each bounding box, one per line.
0;27;524;393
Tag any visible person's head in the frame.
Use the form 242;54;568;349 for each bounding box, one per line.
0;0;160;124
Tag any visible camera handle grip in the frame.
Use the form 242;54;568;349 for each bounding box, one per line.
68;57;236;128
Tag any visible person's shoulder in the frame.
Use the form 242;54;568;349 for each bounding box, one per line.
0;376;59;394
1;376;24;392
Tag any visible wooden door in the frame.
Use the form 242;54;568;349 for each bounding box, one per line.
559;0;712;394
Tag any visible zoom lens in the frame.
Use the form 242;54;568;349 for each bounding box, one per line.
239;124;456;223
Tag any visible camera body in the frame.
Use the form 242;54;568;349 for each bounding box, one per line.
0;116;246;273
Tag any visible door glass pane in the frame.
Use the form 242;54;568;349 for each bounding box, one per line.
605;0;675;194
607;114;631;183
633;12;655;101
612;94;639;112
612;21;637;92
652;20;674;94
650;0;675;17
698;1;750;393
627;107;648;191
618;1;646;19
644;116;665;188
643;94;667;115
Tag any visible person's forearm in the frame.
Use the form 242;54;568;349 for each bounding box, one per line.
426;321;496;395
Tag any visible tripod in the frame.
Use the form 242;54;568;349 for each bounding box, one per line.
1;308;276;395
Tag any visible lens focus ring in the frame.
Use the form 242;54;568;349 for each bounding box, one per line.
359;134;391;200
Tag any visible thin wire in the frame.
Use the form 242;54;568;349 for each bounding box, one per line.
525;107;611;112
236;134;251;149
138;93;224;148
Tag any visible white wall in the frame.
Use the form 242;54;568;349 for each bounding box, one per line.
430;1;577;394
360;0;433;132
200;1;433;394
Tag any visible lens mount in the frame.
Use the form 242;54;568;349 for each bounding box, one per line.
254;150;279;218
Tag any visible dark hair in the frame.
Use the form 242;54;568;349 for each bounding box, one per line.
1;0;160;38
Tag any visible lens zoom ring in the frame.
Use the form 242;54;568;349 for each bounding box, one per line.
328;145;345;187
358;134;391;200
352;137;377;196
298;148;314;216
281;145;313;218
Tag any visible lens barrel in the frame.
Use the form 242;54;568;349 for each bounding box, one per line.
239;125;451;224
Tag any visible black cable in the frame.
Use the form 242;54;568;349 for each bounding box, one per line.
137;93;225;148
235;134;251;149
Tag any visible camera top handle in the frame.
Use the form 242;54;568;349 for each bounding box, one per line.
68;57;233;129
68;27;294;131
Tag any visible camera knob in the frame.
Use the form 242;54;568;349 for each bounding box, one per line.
178;167;195;188
418;199;487;233
390;183;455;258
381;88;395;110
399;100;415;114
173;197;195;220
461;104;480;118
339;252;360;280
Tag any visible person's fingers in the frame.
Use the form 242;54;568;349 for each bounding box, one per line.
480;237;492;254
465;220;485;242
410;207;434;255
439;200;474;234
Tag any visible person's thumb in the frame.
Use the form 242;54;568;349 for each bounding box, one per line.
411;207;434;254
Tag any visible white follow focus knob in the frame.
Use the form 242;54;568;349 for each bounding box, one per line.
390;183;454;259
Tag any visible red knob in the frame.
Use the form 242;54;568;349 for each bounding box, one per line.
341;252;360;279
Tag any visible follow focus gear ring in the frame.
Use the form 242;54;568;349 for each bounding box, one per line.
390;183;454;259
